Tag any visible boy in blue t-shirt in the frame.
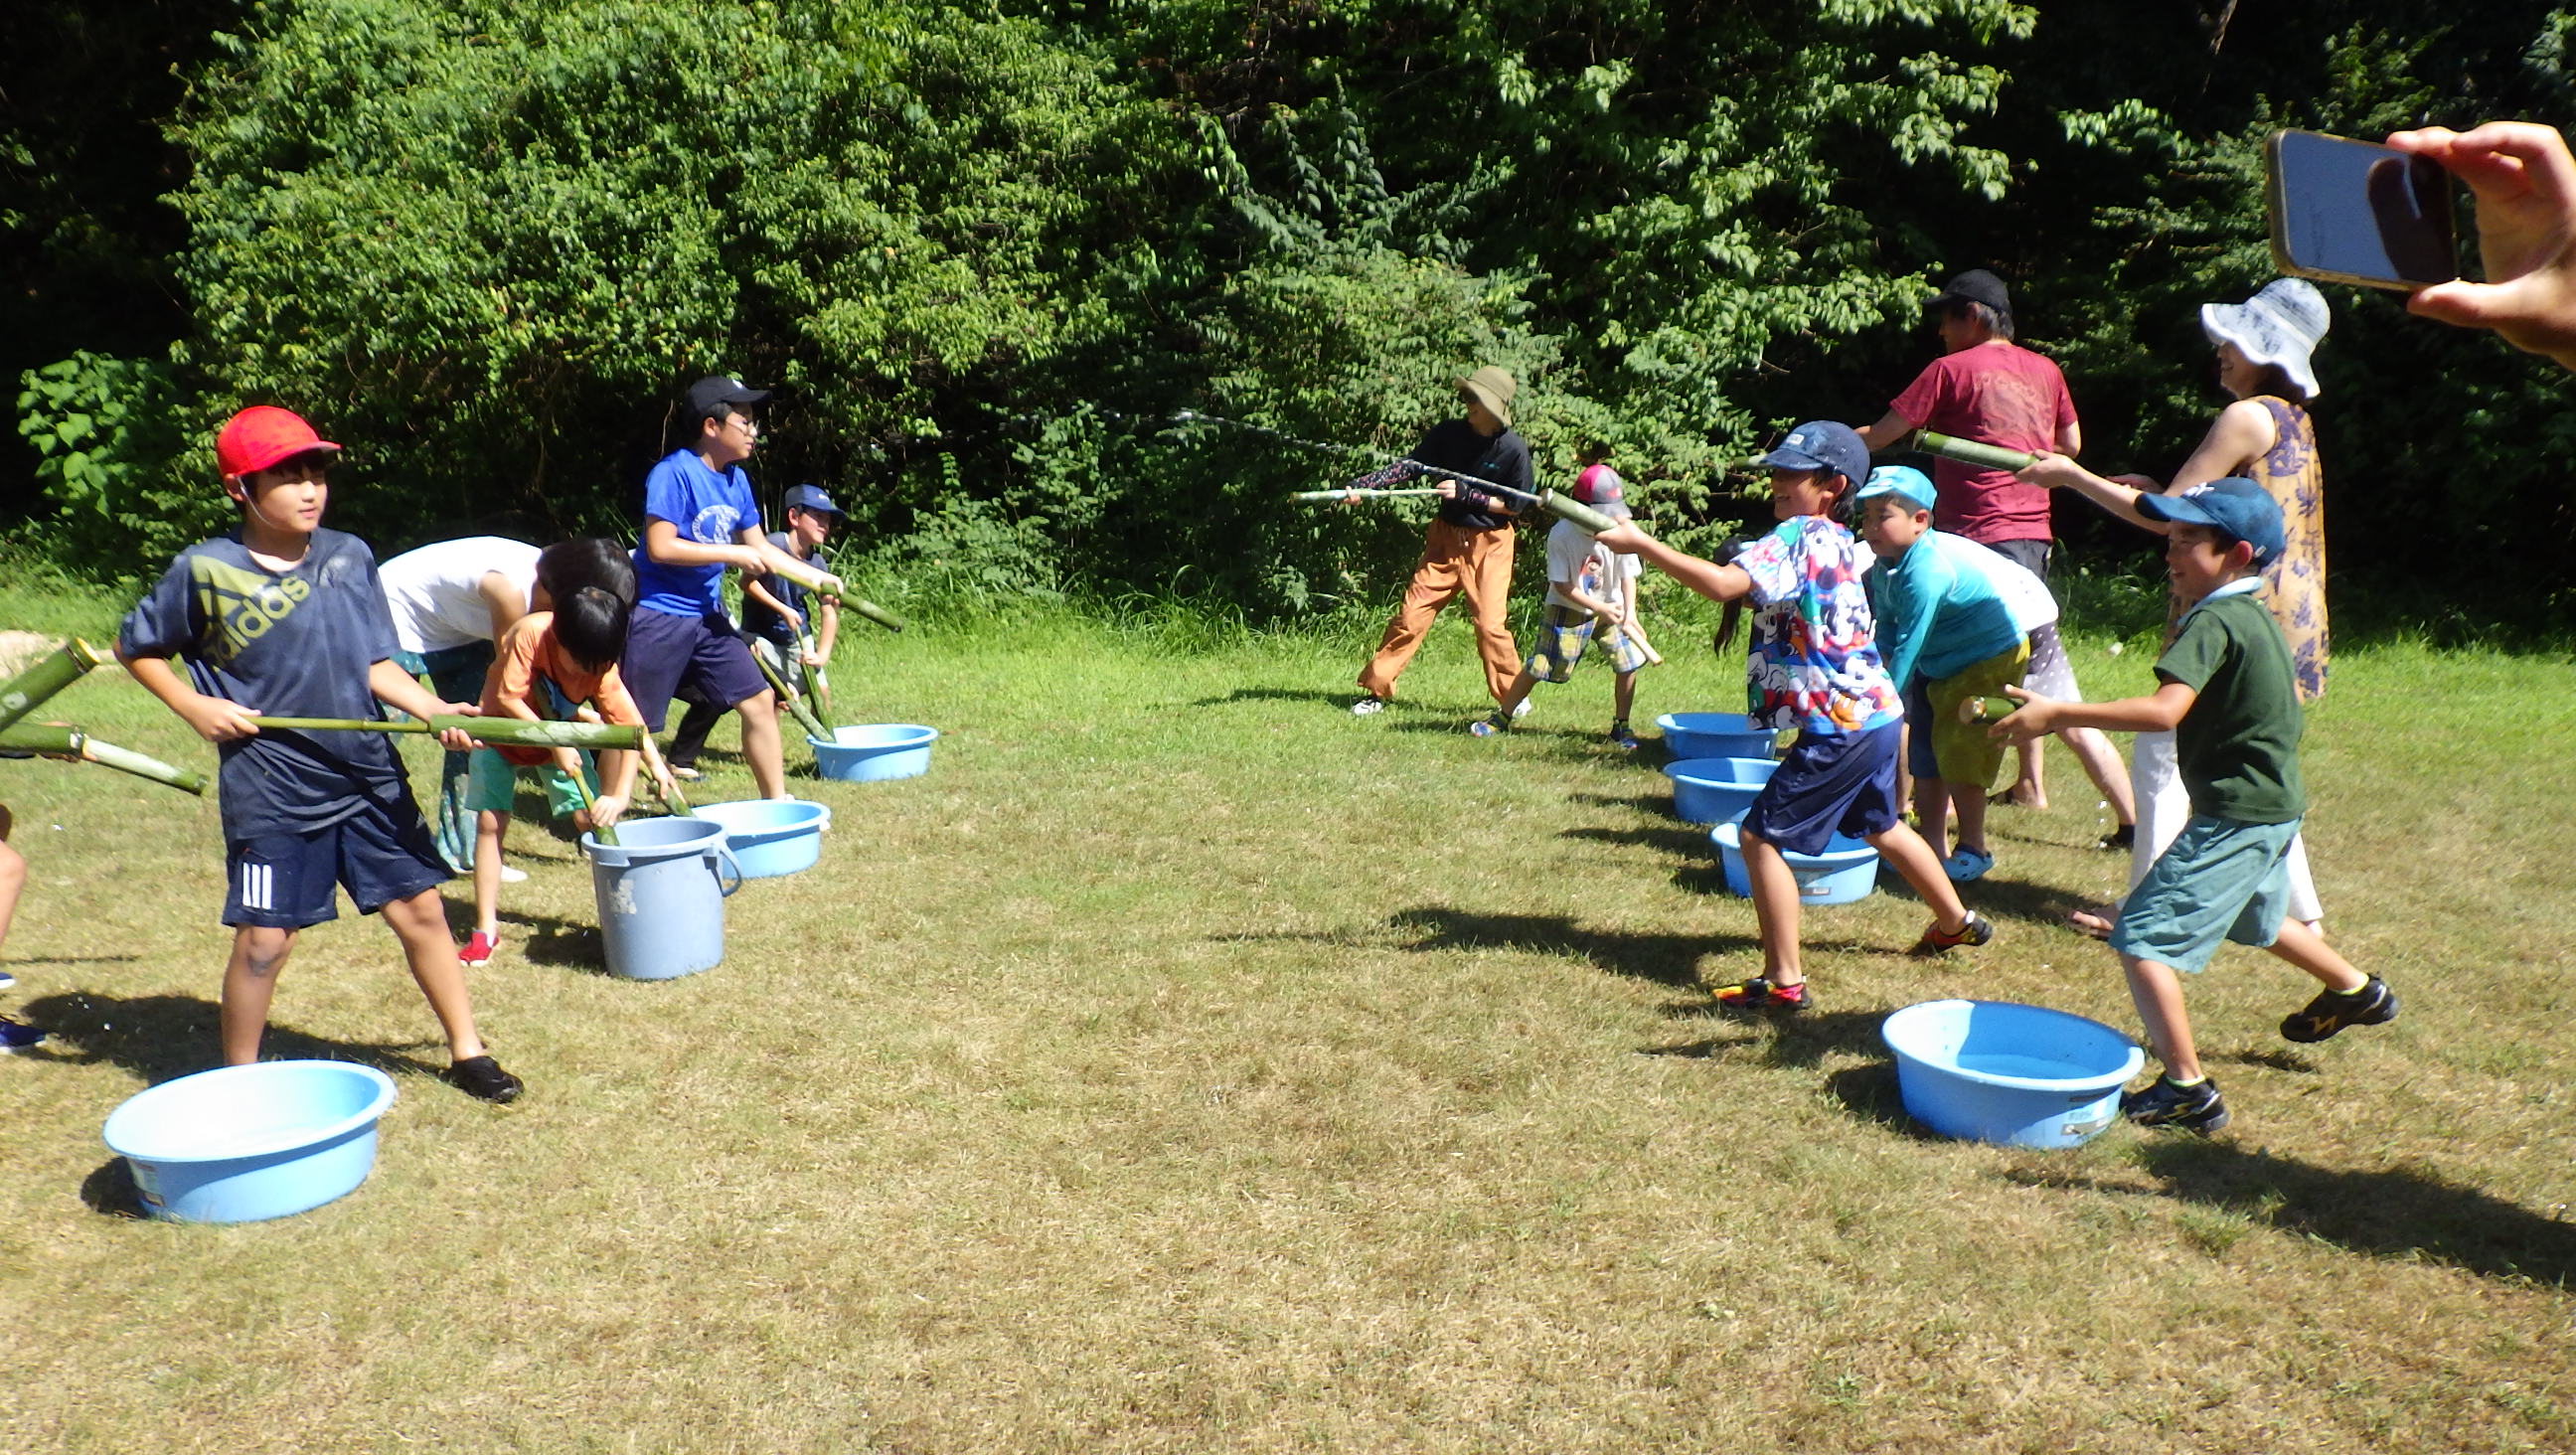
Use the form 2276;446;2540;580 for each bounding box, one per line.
1854;465;2031;882
1994;478;2396;1133
117;406;522;1101
1595;421;1995;1012
622;376;810;800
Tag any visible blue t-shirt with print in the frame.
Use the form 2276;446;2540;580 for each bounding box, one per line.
1734;515;1903;735
117;528;417;844
633;448;761;618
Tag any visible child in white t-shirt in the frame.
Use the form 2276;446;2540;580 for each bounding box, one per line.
1471;458;1656;746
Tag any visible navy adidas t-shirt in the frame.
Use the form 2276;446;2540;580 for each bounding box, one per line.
118;528;416;843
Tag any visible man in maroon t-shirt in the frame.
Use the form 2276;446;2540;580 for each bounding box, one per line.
1855;269;2080;580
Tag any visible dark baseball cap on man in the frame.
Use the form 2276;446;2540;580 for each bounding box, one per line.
1926;268;2012;319
686;375;769;418
783;483;845;518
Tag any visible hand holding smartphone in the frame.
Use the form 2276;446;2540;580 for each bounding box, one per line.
2267;128;2459;291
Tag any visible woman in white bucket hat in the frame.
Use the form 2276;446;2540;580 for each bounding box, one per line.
2013;276;2333;938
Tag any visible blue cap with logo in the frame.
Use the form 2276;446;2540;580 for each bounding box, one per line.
2136;477;2285;569
1853;465;1937;513
782;483;845;518
1756;420;1870;489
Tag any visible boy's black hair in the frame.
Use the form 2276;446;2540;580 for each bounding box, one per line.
537;537;638;609
552;585;631;673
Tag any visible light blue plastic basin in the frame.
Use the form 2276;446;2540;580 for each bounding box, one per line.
1880;999;2144;1148
811;724;937;782
1709;819;1879;903
102;1060;398;1222
1663;755;1779;825
1656;712;1778;760
690;799;831;879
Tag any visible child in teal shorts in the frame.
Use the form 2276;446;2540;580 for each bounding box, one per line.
1994;478;2396;1133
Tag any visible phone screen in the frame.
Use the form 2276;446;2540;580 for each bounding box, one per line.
2268;129;2457;289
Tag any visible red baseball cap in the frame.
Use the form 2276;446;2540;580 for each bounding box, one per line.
215;406;341;479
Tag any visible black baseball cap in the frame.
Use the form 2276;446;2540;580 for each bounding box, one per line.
1926;268;2012;319
685;375;769;419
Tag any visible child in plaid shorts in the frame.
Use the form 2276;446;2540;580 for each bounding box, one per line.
1471;456;1657;745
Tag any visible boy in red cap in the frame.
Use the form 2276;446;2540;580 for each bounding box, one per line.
1467;445;1656;745
116;406;524;1102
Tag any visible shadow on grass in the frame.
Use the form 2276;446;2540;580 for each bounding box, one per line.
15;991;446;1088
1565;790;1672;816
1559;822;1714;858
495;905;608;973
1189;686;1367;711
1381;905;1753;988
80;1158;146;1218
2011;1141;2576;1285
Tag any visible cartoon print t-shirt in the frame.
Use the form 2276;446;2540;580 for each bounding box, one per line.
1733;516;1903;734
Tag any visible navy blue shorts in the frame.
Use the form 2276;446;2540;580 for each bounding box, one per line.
620;607;772;731
1739;722;1903;856
224;803;448;929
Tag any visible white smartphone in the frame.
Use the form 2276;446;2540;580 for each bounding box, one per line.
2266;128;2458;291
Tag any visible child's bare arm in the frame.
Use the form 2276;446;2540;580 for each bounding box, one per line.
643;519;766;574
1991;680;2195;740
369;660;477;749
118;651;260;741
742;577;802;632
1591;525;1752;604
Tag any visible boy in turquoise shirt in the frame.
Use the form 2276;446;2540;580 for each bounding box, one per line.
1853;465;2029;881
1994;478;2395;1132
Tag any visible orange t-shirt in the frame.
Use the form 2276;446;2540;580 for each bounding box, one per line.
479;612;644;765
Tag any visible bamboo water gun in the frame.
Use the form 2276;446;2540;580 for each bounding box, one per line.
1916;431;2036;473
248;716;644;750
763;556;906;633
0;724;207;795
0;638;110;734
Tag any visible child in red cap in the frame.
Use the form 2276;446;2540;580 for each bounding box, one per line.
116;406;524;1102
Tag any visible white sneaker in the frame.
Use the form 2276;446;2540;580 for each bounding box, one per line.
497;865;529;884
1512;698;1532;718
1350;697;1386;717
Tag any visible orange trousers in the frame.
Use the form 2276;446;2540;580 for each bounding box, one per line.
1357;520;1521;704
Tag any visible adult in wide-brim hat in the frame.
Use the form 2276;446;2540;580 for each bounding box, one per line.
1347;367;1531;714
2012;275;2335;939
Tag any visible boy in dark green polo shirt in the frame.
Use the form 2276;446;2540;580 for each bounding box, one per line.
1993;478;2395;1133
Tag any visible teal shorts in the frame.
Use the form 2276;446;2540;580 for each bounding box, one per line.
463;747;598;819
2109;815;2301;972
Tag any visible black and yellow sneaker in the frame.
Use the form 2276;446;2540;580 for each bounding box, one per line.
2280;975;2399;1044
2121;1074;2229;1134
1710;975;1808;1014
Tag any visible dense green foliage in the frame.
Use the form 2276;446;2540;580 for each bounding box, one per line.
7;0;2572;627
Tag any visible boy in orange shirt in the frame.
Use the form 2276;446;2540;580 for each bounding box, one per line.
462;540;663;963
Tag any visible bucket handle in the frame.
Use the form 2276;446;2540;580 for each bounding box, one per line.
709;843;744;897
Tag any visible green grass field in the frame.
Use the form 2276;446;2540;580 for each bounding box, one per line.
3;579;2572;1453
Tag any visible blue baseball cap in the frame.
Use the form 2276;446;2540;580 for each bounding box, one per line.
782;483;845;518
1854;465;1937;512
2136;477;2285;569
1756;420;1870;490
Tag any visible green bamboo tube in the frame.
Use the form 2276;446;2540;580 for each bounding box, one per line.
796;634;834;722
1916;431;2036;473
251;715;643;749
1956;696;2023;726
1538;490;1618;535
630;724;693;818
0;724;208;795
0;638;109;734
560;751;616;847
750;651;832;740
848;597;904;633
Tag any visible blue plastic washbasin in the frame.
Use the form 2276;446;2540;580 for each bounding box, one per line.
1657;712;1778;760
102;1060;398;1222
1663;755;1779;825
1880;999;2145;1148
689;799;831;879
811;724;937;782
1708;818;1879;903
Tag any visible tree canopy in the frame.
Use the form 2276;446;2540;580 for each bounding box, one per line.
9;0;2571;628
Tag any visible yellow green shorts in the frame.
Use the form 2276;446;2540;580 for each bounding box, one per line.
1923;639;2030;789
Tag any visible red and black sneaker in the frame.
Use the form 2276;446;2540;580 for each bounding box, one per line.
1910;911;1996;956
1710;975;1808;1014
